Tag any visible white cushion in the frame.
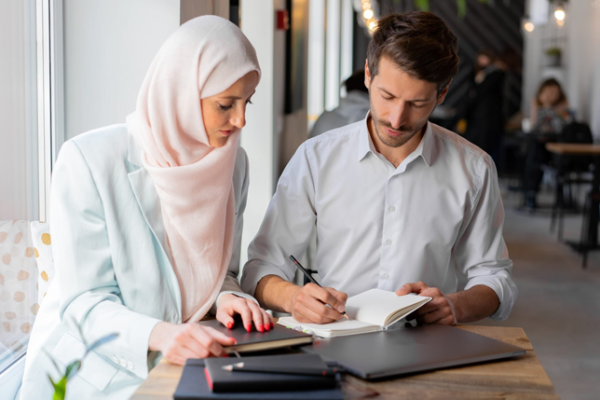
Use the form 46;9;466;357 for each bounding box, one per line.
30;221;54;305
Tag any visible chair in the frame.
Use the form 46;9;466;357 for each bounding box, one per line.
550;122;595;240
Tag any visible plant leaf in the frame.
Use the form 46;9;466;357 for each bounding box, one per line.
457;0;467;18
43;348;62;375
87;333;119;354
52;377;67;400
414;0;429;12
65;360;82;380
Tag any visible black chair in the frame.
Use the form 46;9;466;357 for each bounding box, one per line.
550;122;595;240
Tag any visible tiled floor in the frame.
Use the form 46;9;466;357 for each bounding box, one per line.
474;188;600;400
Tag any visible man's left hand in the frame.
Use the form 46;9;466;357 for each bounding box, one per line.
396;282;458;326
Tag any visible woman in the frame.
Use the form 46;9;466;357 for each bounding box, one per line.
19;16;272;399
530;78;569;133
522;79;570;208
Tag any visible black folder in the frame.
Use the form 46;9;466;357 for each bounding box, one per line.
204;354;336;393
173;358;344;400
197;318;312;353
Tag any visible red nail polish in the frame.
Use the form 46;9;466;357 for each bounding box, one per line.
223;353;229;358
271;322;274;329
246;324;252;332
265;324;270;331
226;321;233;329
258;324;264;333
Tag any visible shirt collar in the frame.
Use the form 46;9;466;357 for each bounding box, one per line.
358;114;434;168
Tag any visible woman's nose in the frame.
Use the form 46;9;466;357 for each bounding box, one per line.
231;106;246;129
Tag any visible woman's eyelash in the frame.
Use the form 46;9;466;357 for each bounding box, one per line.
219;104;232;111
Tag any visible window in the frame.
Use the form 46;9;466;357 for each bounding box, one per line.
0;0;58;375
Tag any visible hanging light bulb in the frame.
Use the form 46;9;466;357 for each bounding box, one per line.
363;9;374;19
524;21;535;32
554;5;566;22
368;20;377;31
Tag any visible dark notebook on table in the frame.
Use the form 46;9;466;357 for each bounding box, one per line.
204;354;337;393
198;319;312;353
173;358;344;400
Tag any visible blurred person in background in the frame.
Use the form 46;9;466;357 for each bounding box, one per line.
522;78;570;208
310;70;370;138
461;50;506;162
530;78;569;133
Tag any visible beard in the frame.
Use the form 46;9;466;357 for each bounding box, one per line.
369;99;428;149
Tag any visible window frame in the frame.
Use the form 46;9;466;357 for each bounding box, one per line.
0;0;63;384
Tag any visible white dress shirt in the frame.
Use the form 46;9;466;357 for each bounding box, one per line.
241;117;517;320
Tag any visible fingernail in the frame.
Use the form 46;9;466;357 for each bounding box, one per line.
226;321;233;329
337;305;345;312
223;353;229;358
265;324;270;331
246;324;252;332
258;324;264;333
271;323;274;329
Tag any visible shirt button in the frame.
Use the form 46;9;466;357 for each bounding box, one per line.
380;273;389;280
385;239;392;245
389;206;396;212
111;356;119;364
120;359;127;368
127;361;134;371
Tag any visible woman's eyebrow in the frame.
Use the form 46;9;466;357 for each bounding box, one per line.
220;90;256;100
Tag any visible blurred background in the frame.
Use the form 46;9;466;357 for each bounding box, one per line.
1;1;599;399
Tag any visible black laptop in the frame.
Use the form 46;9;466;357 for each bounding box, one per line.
303;324;526;380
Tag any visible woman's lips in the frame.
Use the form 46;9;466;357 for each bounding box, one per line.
220;130;233;136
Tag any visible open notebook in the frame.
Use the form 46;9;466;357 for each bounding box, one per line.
278;289;432;338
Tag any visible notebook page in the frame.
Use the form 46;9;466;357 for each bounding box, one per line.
277;316;379;337
346;289;431;327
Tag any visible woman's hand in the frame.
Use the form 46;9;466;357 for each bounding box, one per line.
148;321;236;365
216;294;274;333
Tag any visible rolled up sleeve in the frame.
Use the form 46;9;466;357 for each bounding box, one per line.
454;156;518;321
241;143;317;297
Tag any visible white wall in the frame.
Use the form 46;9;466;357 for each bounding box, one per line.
63;0;180;139
239;0;280;267
0;0;38;221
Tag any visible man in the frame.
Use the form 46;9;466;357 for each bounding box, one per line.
241;12;517;325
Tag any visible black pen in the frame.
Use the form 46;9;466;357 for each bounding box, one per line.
288;255;350;320
222;362;339;377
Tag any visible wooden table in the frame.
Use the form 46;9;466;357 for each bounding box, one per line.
131;325;558;400
546;143;600;267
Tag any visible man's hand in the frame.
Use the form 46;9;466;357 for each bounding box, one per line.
216;294;274;333
289;283;348;324
396;282;457;326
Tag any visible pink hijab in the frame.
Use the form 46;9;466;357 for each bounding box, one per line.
126;16;260;322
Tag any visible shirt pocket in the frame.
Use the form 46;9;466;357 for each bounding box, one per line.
52;331;119;392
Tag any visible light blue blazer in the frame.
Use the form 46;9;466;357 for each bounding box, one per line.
19;124;252;400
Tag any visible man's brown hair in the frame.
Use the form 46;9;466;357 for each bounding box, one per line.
367;12;459;94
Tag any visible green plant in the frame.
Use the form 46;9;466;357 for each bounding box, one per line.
411;0;490;18
45;330;118;400
545;47;562;56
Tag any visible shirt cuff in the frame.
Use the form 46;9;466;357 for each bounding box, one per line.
464;274;518;321
216;291;259;308
241;262;293;297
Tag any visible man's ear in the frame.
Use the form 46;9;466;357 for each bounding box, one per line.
364;59;371;89
437;78;453;105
